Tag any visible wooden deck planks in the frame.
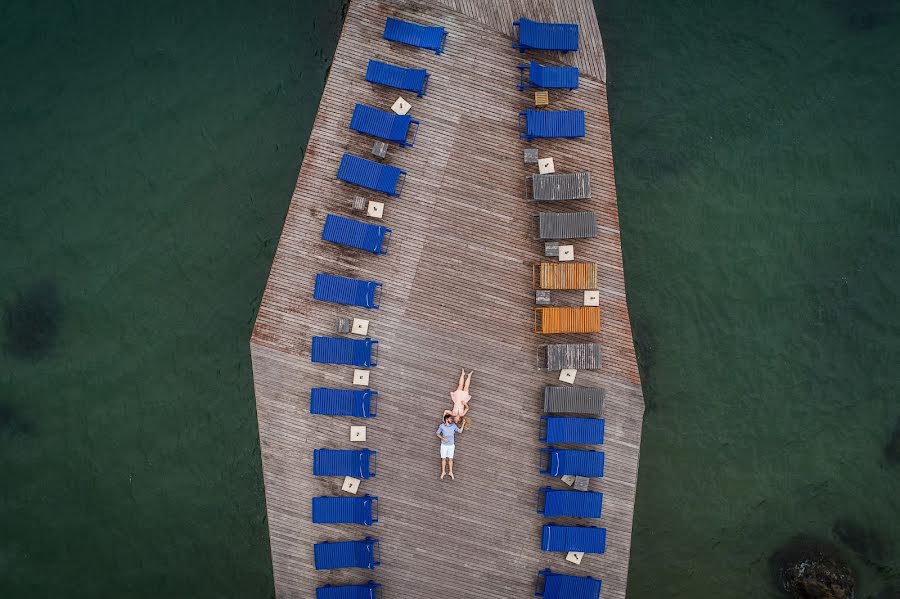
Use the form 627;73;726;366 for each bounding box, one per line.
250;1;643;597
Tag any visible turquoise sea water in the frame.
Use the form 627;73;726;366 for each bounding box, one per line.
1;1;898;597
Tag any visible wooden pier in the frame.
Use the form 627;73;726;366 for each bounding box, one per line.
250;0;645;597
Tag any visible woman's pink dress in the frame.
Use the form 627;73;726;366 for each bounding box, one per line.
447;389;471;417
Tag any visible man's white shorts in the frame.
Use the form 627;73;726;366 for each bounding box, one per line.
440;444;455;459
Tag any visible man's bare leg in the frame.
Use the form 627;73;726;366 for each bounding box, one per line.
448;458;455;480
441;457;447;479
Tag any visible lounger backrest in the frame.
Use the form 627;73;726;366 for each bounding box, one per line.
337;154;405;196
535;262;597;289
313;448;375;478
541;488;603;518
365;60;429;96
538;211;597;239
384;17;447;53
350;104;412;144
545;343;603;370
544;386;604;415
322;214;390;255
310;388;375;418
541;525;606;554
542;416;605;444
537;569;602;599
311;336;376;367
316;582;381;599
312;496;376;525
515;18;579;52
530;61;579;89
530;172;591;201
523;109;585;139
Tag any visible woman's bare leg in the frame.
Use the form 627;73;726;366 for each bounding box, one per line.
456;368;466;391
463;371;473;392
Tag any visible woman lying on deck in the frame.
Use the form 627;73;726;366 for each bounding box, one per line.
443;368;473;425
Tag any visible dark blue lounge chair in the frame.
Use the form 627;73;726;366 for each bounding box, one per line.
314;273;383;309
540;416;605;445
541;524;606;554
337;154;406;197
312;495;378;525
519;110;585;140
540;447;604;477
365;60;429;97
512;18;579;52
317;581;381;599
535;569;601;599
517;61;579;90
537;487;603;518
350;104;420;147
383;17;447;54
310;388;377;418
322;214;391;255
311;336;378;367
313;448;376;479
313;537;380;570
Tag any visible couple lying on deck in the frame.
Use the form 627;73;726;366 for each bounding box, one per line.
435;369;473;480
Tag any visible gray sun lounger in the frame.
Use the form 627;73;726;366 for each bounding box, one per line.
544;386;605;416
543;343;603;370
537;211;597;240
527;172;591;201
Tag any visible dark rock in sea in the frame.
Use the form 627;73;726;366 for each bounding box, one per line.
4;280;62;359
884;417;900;465
837;0;897;31
0;402;34;436
631;319;657;411
771;536;857;599
833;518;886;563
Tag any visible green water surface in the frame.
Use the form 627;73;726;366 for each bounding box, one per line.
2;0;898;597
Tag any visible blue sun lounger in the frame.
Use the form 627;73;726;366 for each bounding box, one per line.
312;495;379;525
535;569;601;599
513;18;579;52
317;581;382;599
337;154;406;197
517;61;579;90
310;388;377;418
541;524;606;554
322;214;391;255
350;104;420;147
519;110;585;140
311;336;379;367
365;60;429;97
314;537;380;570
537;487;603;518
540;447;604;477
313;449;376;479
314;273;383;309
540;416;605;445
383;17;447;54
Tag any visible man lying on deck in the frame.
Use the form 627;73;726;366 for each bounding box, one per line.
436;412;466;480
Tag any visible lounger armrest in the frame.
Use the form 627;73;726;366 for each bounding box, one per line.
525;175;535;201
374;582;383;599
404;120;420;148
369;340;379;367
394;172;407;197
535;569;548;597
538;415;548;442
536;486;548;515
536;345;547;370
438;30;447;55
370;390;378;417
539;447;551;474
421;73;430;97
380;229;392;254
534;308;542;333
517;64;528;91
372;284;383;309
518;112;529;140
371;497;379;523
532;264;538;290
369;450;377;475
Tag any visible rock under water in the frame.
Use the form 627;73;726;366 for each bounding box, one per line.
771;536;857;599
833;518;887;563
4;280;62;359
884;417;900;465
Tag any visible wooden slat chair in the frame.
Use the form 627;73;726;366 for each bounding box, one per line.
533;262;598;290
534;307;601;334
527;172;591;201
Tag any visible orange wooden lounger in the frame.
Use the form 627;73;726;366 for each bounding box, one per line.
532;262;598;290
534;307;601;334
